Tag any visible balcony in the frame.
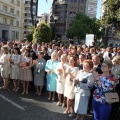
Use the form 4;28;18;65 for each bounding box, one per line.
24;16;31;19
24;10;30;13
59;1;68;4
25;4;30;7
24;22;32;26
0;10;17;18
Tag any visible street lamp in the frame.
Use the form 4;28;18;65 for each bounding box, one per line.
53;14;59;22
52;14;59;39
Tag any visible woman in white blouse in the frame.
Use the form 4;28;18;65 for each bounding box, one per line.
0;46;10;90
56;54;68;106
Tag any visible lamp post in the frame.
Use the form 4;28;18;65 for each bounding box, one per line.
52;14;59;39
53;14;59;23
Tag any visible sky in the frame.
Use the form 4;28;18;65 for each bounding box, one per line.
38;0;102;19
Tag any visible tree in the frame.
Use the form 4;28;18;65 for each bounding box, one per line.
33;23;51;43
101;0;120;47
102;0;120;28
66;13;103;42
91;18;104;40
26;33;33;42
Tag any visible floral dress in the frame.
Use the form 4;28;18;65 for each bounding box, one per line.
93;75;115;104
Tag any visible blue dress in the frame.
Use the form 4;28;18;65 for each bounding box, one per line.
45;59;59;91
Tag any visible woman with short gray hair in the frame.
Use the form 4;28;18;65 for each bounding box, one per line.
33;51;46;96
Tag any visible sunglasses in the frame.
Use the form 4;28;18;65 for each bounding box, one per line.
101;64;108;67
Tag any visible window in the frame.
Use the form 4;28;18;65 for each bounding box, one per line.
80;6;84;10
16;32;19;39
70;5;77;9
3;5;7;12
25;7;30;11
80;0;84;3
17;0;20;6
70;0;77;2
12;31;15;39
10;8;14;14
24;25;27;28
25;1;30;4
16;21;19;26
3;18;7;24
25;13;27;16
24;20;27;22
10;20;14;25
11;0;14;4
17;11;19;17
59;0;68;2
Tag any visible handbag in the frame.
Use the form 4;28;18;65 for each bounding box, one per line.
81;77;88;84
105;90;119;104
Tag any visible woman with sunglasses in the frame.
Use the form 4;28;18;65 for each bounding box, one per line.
92;60;115;120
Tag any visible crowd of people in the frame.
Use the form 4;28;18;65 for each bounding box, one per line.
0;40;120;120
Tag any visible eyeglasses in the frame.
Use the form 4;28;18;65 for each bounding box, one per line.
101;64;108;67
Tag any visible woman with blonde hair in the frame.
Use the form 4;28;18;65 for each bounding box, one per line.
45;51;59;100
0;46;10;90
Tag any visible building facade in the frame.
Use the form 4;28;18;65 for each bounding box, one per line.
24;0;37;36
85;0;98;18
0;0;24;40
37;13;50;26
50;0;98;40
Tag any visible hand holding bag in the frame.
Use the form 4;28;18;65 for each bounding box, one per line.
105;88;119;104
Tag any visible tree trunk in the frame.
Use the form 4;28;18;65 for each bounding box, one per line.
104;27;108;48
30;0;34;26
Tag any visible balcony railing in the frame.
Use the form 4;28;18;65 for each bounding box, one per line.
25;4;30;7
24;10;30;13
0;10;17;18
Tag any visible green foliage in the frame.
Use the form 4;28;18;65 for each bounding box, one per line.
29;26;35;32
102;0;120;28
51;26;55;40
33;23;51;43
116;31;120;39
66;13;103;42
26;33;33;42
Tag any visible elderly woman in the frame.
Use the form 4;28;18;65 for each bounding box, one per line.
63;55;79;114
73;59;95;120
55;54;68;106
92;60;115;120
45;51;59;100
0;46;10;90
109;56;120;120
33;51;46;96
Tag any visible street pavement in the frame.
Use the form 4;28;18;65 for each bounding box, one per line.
0;81;93;120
